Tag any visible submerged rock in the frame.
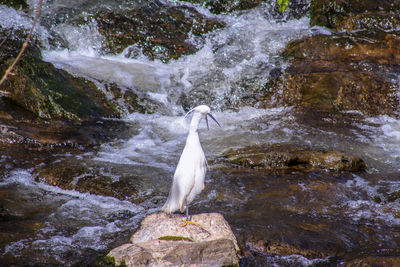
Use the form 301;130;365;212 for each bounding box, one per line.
221;143;366;172
247;239;326;259
206;168;354;264
108;212;239;266
34;160;139;201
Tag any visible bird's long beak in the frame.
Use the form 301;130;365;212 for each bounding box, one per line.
205;113;221;130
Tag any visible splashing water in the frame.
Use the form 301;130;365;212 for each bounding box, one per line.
1;0;400;265
1;169;146;264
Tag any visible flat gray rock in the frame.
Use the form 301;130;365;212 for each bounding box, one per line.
108;212;239;266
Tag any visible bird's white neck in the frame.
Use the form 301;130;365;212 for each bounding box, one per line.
189;112;203;133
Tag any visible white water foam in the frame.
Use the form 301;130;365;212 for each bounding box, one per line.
0;4;50;47
1;169;145;262
41;4;313;112
356;115;400;172
93;106;293;167
343;175;400;226
266;254;331;267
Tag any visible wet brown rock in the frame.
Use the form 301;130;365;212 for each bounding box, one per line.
95;2;225;62
103;82;148;114
310;0;400;32
0;101;132;147
182;0;266;14
274;71;398;116
108;212;239;266
387;190;400;203
223;143;366;172
248;239;326;259
283;32;400;66
182;0;309;19
34;160;138;201
345;256;400;267
261;31;400;117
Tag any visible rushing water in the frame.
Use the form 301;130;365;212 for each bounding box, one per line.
1;0;400;266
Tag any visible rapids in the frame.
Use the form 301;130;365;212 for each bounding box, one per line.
1;0;400;266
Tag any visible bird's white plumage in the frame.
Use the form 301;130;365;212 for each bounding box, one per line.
162;105;215;214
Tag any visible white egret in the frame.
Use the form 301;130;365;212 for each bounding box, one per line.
161;105;220;226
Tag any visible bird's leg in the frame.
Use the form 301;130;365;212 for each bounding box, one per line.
185;204;189;221
181;205;197;227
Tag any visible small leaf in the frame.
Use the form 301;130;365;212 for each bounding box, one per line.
277;0;289;12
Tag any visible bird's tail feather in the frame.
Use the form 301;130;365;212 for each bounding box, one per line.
161;183;182;213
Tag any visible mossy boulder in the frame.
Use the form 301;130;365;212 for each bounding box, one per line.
1;56;122;120
0;29;123;120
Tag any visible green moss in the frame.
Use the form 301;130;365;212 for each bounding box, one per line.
158;235;194;242
92;255;127;267
2;54;123;120
0;0;28;10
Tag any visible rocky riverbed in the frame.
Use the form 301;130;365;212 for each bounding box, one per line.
1;0;399;266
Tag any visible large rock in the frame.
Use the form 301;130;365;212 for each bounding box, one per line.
345;256;400;267
182;0;309;19
108;212;239;266
283;32;400;66
39;0;225;62
260;31;400;117
256;0;400;116
94;1;225;62
310;0;400;32
0;29;124;120
221;143;366;172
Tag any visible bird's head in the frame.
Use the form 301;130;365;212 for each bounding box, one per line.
184;105;221;130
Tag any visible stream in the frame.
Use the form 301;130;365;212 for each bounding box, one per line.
1;0;400;266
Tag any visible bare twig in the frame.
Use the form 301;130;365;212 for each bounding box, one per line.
0;31;11;48
0;0;43;94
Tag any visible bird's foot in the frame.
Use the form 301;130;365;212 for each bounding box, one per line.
181;219;198;227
